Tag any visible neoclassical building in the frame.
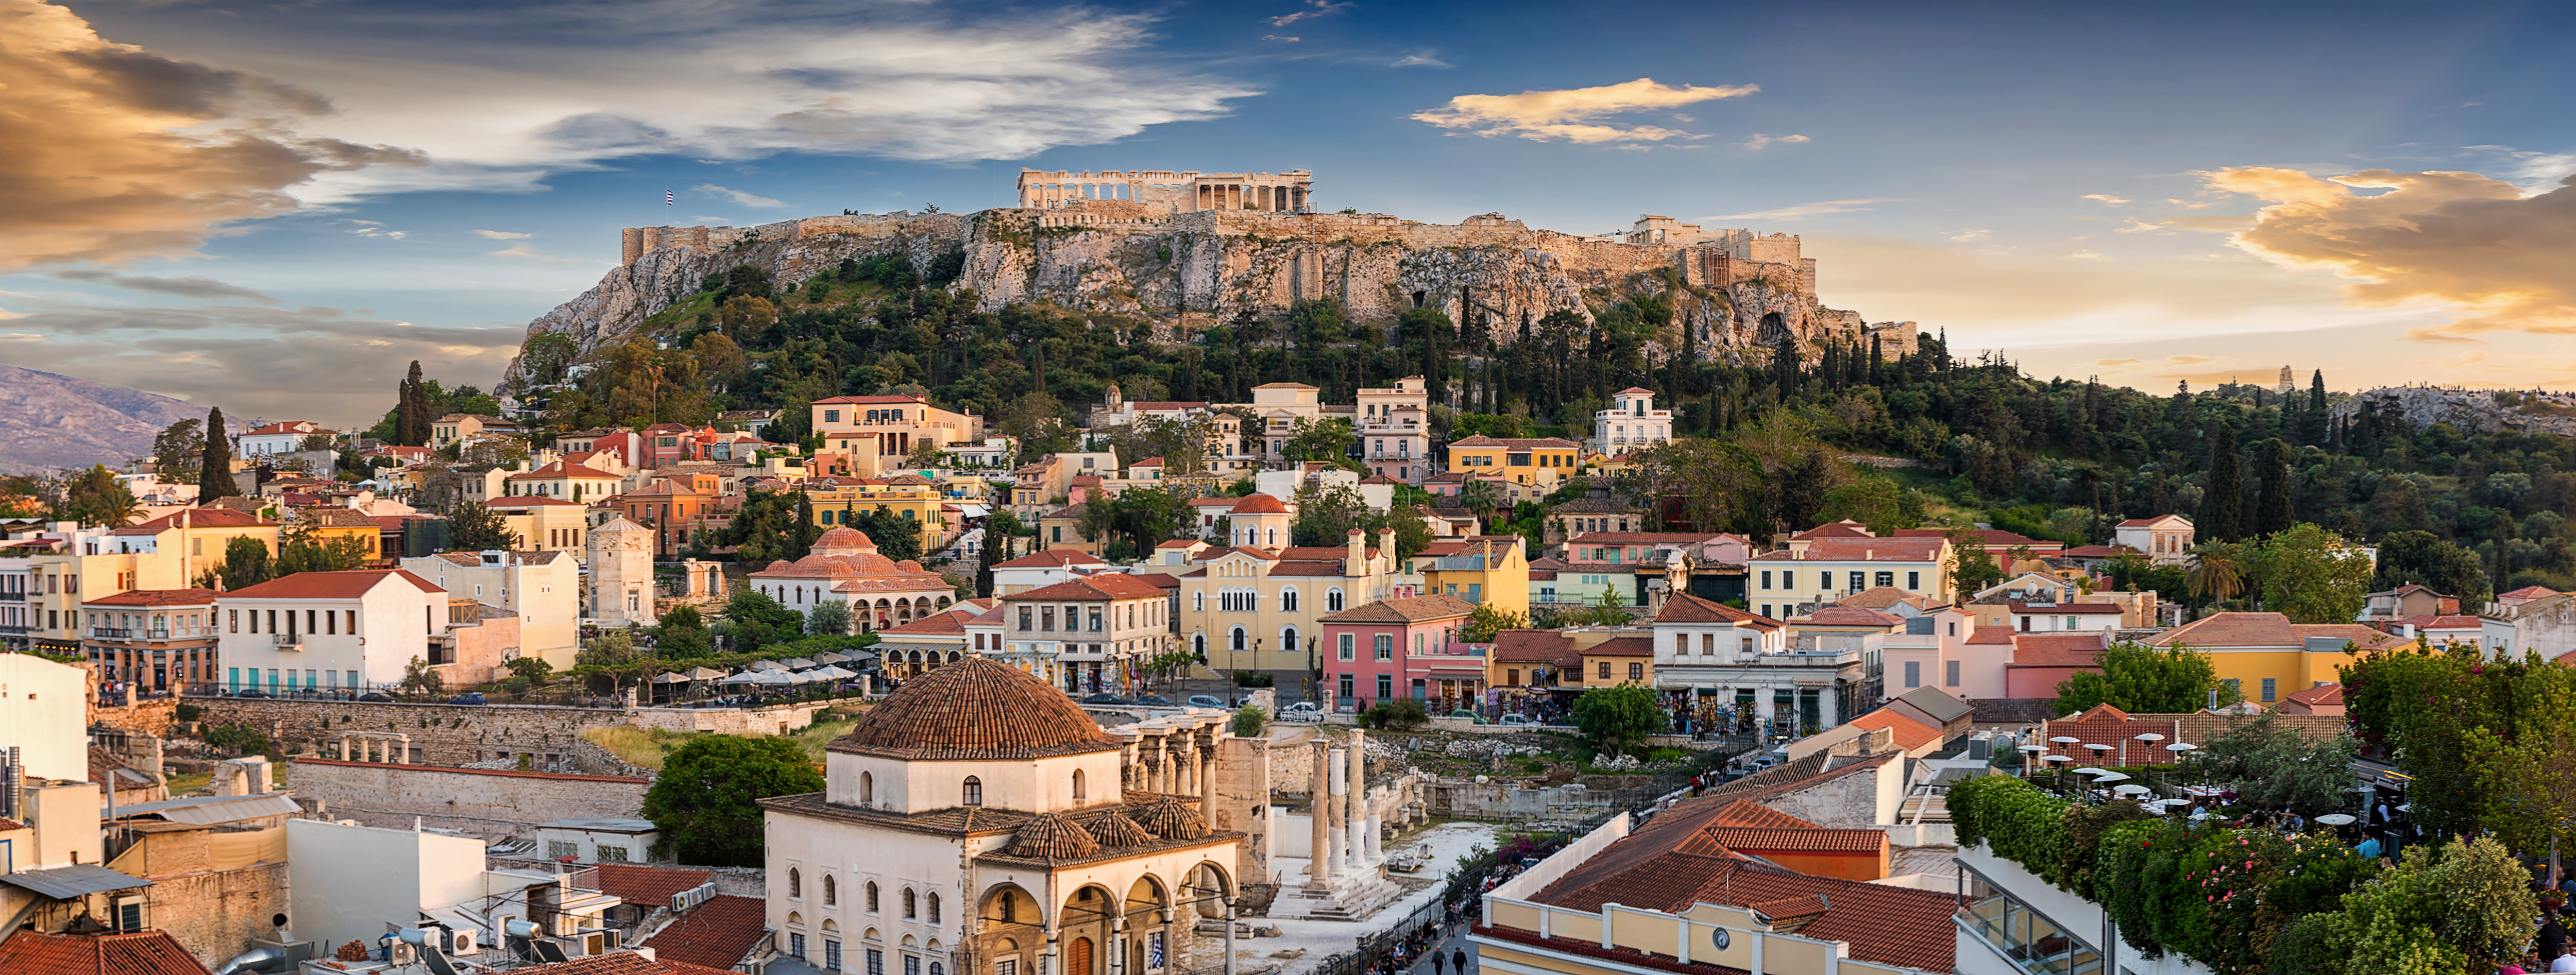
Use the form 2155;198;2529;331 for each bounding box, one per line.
761;660;1251;975
748;527;957;631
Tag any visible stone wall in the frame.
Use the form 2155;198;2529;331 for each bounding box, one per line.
93;696;181;737
289;758;651;839
188;698;828;768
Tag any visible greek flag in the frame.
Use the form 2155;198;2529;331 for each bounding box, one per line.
665;190;675;206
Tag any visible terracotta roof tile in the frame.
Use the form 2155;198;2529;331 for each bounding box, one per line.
2283;682;2344;707
1751;537;1947;562
1007;574;1168;601
221;569;440;600
83;588;222;607
639;894;770;970
1702;799;1819;830
1583;636;1655;657
1318;594;1479;624
0;928;216;975
1844;709;1942;751
589;863;714;908
829;658;1118;760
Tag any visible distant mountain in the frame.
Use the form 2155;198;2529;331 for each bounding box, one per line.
0;365;231;475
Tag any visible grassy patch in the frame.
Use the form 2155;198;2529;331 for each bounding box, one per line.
581;716;862;772
164;772;212;795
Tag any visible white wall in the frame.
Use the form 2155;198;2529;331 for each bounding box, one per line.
827;751;1126;816
286;818;484;950
220;576;442;692
0;654;89;781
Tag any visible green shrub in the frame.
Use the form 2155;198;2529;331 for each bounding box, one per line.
1230;705;1267;739
175;703;202;723
202;722;273;757
1362;698;1428;730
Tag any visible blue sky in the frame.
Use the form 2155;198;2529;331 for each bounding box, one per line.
5;0;2572;425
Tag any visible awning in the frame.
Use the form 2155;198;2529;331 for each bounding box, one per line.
0;864;152;899
111;792;301;826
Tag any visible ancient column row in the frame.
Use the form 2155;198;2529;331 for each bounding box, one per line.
337;733;411;764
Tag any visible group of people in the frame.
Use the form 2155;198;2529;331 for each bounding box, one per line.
2500;904;2576;973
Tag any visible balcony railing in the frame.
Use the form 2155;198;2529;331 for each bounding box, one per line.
272;634;302;648
91;627;130;639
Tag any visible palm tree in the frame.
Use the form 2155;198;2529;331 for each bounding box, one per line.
1459;476;1502;518
2188;541;2247;610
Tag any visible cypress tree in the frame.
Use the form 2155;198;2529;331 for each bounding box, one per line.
2199;421;2242;541
2256;438;2295;536
396;360;429;446
2302;369;2330;445
197;407;238;499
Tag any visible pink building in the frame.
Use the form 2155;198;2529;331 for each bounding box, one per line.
1317;594;1478;711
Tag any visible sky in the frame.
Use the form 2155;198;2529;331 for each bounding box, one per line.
4;0;2574;427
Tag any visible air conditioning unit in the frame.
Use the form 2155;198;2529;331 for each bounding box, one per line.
451;930;480;955
388;943;417;965
670;889;697;913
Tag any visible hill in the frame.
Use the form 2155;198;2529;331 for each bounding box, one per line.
0;365;228;474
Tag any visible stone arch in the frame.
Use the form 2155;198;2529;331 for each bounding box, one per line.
978;883;1043;928
1122;874;1170;926
789;911;805;927
824;874;838;906
1183;861;1234;918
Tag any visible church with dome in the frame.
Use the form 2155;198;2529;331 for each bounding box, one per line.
748;526;958;631
759;658;1268;975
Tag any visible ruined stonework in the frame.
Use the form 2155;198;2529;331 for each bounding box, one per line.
505;200;1911;389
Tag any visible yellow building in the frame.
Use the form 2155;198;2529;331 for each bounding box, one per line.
1445;436;1582;489
1577;631;1656;688
809;393;982;456
1413;536;1530;615
287;507;385;558
807;475;954;554
2145;612;2408;707
484;496;592;556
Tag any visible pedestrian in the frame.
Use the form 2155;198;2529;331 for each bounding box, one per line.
2357;828;2382;860
1453;947;1468;974
2541;907;2570;964
1433;951;1446;975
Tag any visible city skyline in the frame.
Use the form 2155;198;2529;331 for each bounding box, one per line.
4;0;2573;422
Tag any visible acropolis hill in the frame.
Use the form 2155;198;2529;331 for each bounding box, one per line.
510;167;1914;379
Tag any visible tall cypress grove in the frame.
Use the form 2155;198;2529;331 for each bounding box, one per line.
197;407;238;499
2200;421;2242;541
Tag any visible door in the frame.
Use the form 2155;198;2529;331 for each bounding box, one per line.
1069;937;1094;975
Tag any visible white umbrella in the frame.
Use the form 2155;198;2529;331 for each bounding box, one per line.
2041;754;2073;763
2091;772;2132;784
718;671;762;686
2049;735;2081;744
753;670;796;686
2315;813;2358;826
2082;742;2114;754
2114;784;2153;796
749;659;787;672
2016;744;2046;752
811;665;856;679
2133;732;2166;742
2072;766;2109;776
2164;742;2197;753
782;657;817;670
812;652;852;664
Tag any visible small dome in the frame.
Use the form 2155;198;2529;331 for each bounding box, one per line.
812;526;877;555
829;657;1120;760
764;560;794;573
1086;813;1159;847
896;559;924;572
1008;813;1100;859
1132;799;1208;840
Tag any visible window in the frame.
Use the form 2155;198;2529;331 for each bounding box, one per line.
904;888;918;919
927;893;940;925
861;772;874;802
2065;615;2080;630
1597;661;1611;679
1876;571;1895;588
1848;571;1866;593
1627;663;1643;680
1907;571;1921;590
1778;571;1793;590
1327;588;1344;612
1375;674;1392;699
827;942;843;971
1339;674;1354;700
1281;589;1298;611
825;876;839;905
2261;678;2277;703
790;868;804;899
1947;660;1961;687
548;841;580;859
962;777;982;806
1904;661;1921;688
867;947;883;975
1374;635;1393;661
793;934;808;960
1338;634;1353;661
867;882;880;912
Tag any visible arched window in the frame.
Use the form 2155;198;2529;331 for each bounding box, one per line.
998;892;1016;924
860;771;874;803
1280;588;1298;612
1192;633;1206;658
824;875;839;905
1229;627;1246;652
1281;627;1299;657
790;868;803;899
927;893;941;926
1073;769;1087;801
963;776;982;806
1326;588;1344;612
867;881;881;913
904;888;918;919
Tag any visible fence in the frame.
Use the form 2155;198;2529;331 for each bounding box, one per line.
1304;735;1754;975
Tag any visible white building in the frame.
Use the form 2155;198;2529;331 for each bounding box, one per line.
286;817;624;958
0;654;90;781
0;556;32;652
989;550;1109;596
216;569;445;694
238;420;322;458
401;550;584;670
1586;387;1673;457
2007;601;2126;634
2113;515;2195;567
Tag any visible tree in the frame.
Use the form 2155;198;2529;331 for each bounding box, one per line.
1948;528;2006;595
843;505;925;563
805;599;853;636
399;656;445;698
1570;685;1669;755
641;735;824;866
152;418;202;484
2375;529;2490;610
2245;523;2375;623
722;588;802;653
396;361;431;447
1230;704;1268;739
2185;540;2246;608
504;656;554;683
2255;438;2295;536
2188;714;2360;815
445;501;521;552
2053;641;2233;716
655;604;715;658
208;535;272;590
274;529;371;575
1459;604;1528;642
198;407;239;499
59;465;137;526
2198;421;2241;542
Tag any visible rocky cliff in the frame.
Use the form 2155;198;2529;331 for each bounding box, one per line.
503;205;1911;390
0;365;236;475
2333;385;2576;437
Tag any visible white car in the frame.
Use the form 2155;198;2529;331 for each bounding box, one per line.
1278;702;1325;722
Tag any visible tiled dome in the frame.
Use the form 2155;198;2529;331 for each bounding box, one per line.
1132;799;1209;840
829;657;1120;760
1086;812;1159;847
1008;813;1100;859
814;527;876;553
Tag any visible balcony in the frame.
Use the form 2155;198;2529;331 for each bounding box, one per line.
91;627;131;639
272;634;302;651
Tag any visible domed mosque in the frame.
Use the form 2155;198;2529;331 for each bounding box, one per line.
747;526;956;632
759;658;1272;975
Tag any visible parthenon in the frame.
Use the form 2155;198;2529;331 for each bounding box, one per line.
1016;168;1314;213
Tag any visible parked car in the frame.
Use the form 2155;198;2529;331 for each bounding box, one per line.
1135;694;1175;706
1278;702;1324;723
353;692;394;702
231;689;271;698
446;692;488;705
1187;694;1228;708
1498;713;1535;726
1448;709;1483;724
1080;692;1132;705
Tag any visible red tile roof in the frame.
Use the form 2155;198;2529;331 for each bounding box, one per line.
2011;602;2124;614
1751;537;1947;562
127;507;276;529
1490;629;1581;666
640;894;771;970
2283;683;2344;707
589;863;714;908
509;460;622;481
487;495;585;507
1844;709;1942;751
1653;593;1776;627
1007;574;1169;601
511;950;742;975
1800;606;1902;627
2398;614;2484;630
2501;585;2563;600
1319;594;1480;625
1228;493;1290;515
2146;612;2410;652
1582;636;1656;657
991;550;1107;569
221;569;441;600
1702;799;1820;830
83;588;223;607
0;928;216;975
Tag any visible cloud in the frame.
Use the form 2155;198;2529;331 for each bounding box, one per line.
692;184;789;208
1412;78;1758;144
2065;249;2107;261
2081;194;2131;206
1263;35;1299;42
0;0;426;269
2402;329;2485;345
472;230;533;240
1946;229;1991;243
1388;53;1450;68
344;220;407;240
46;270;277;303
1708;198;1897;221
1267;1;1352;27
2095;358;2145;369
1741;133;1809;151
687;215;736;225
485;242;585;263
2115;218;2170;234
2205;165;2576;339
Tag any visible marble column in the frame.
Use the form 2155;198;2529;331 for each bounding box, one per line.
1346;730;1367;870
1308;741;1333;885
396;734;412;764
